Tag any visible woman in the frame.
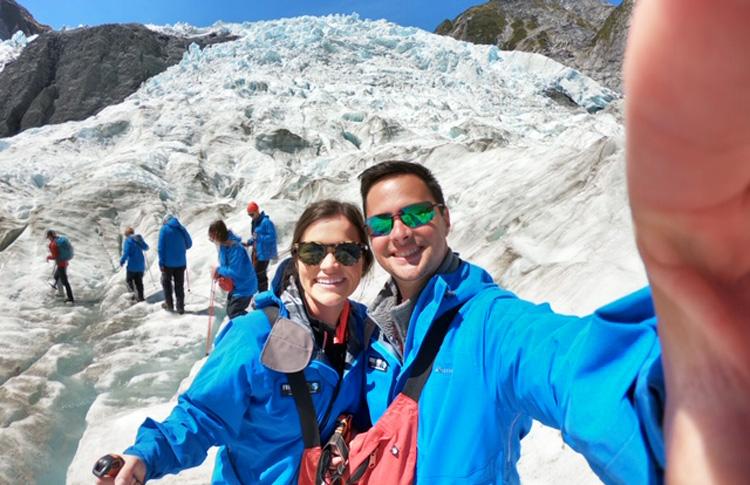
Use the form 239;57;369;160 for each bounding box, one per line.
95;200;373;484
208;219;258;318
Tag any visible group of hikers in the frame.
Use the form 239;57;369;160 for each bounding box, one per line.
47;202;278;317
88;3;750;484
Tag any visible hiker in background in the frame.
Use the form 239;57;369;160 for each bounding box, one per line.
158;215;192;315
94;200;374;484
270;256;293;297
119;227;149;302
46;229;75;304
208;219;257;319
243;201;278;292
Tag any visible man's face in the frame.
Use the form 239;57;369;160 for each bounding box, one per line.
365;174;450;299
248;210;259;220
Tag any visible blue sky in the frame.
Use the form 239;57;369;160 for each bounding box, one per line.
22;0;621;33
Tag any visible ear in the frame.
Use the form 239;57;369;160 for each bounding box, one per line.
441;206;451;232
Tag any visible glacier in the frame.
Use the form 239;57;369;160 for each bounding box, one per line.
0;15;643;485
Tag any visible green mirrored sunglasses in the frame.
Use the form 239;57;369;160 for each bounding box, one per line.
365;201;444;237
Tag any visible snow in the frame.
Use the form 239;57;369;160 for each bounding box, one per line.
0;14;643;484
0;30;36;73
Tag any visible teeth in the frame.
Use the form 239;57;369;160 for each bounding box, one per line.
316;277;344;285
395;247;420;258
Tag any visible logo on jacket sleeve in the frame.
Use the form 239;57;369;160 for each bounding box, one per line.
280;381;321;396
368;356;388;372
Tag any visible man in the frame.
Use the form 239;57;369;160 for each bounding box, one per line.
158;215;192;314
208;219;258;318
46;229;74;304
119;227;149;302
360;161;662;484
243;201;278;292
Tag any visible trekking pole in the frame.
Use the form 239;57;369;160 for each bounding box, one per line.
205;279;217;356
144;254;157;289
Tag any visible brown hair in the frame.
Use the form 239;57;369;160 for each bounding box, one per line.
359;160;446;214
290;199;373;275
124;227;134;236
208;220;229;243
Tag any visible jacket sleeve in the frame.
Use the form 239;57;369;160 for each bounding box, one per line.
255;218;278;259
485;287;664;484
123;317;261;481
181;225;193;250
216;246;247;282
120;239;130;266
157;228;165;266
48;241;58;261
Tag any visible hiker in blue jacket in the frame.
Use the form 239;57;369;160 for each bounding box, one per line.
243;201;278;292
358;161;665;484
119;227;149;302
95;200;375;484
158;215;192;314
208;219;258;318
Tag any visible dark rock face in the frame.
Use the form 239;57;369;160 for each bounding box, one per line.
0;23;237;138
435;0;613;68
579;0;633;92
0;0;50;40
435;0;633;92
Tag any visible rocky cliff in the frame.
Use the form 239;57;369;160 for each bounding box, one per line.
0;23;236;138
0;0;50;40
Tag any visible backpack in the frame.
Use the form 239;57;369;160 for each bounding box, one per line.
56;236;74;261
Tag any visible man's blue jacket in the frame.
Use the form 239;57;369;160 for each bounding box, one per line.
247;212;278;262
216;231;257;298
124;285;371;484
365;258;664;484
120;235;149;272
158;217;192;268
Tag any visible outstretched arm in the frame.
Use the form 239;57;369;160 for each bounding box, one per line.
625;1;750;483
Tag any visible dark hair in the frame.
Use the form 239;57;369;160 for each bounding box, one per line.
208;220;229;243
46;229;57;239
290;199;373;275
359;161;445;214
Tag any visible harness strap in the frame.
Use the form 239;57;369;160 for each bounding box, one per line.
262;307;321;449
346;304;464;484
402;304;463;400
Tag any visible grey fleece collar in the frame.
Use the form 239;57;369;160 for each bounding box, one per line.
369;250;461;360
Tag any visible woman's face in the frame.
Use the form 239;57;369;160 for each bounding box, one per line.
296;215;364;321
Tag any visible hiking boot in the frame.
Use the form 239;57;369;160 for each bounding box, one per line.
161;302;174;312
177;308;185;315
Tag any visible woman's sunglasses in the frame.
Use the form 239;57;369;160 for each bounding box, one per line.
293;242;368;266
365;201;444;237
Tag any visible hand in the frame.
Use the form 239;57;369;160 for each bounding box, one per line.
626;1;750;483
211;266;218;280
93;454;145;485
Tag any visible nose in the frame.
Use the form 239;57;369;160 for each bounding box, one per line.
319;250;339;269
389;216;413;241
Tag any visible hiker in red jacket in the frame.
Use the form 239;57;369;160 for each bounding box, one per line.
46;229;74;303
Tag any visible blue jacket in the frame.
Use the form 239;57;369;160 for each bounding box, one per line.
124;284;371;484
247;212;278;262
216;231;258;298
158;217;192;268
120;235;149;272
365;259;664;484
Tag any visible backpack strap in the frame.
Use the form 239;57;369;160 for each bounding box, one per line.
261;307;321;449
401;304;463;400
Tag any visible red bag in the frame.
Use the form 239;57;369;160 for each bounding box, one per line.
298;305;463;485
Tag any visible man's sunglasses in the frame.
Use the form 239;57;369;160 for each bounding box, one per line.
365;202;444;237
293;242;369;266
